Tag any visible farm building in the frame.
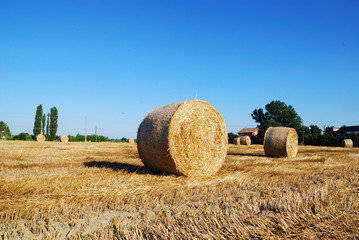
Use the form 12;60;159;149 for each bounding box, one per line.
338;126;359;135
237;128;259;137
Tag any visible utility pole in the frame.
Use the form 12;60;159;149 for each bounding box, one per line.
85;116;87;143
95;125;97;142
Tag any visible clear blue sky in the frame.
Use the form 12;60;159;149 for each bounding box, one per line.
1;0;358;139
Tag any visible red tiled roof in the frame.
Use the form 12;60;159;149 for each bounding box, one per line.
238;128;259;134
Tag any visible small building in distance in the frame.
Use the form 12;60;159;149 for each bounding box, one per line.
338;126;359;135
238;128;259;137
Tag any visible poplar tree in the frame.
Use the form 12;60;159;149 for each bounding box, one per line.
42;114;46;135
49;107;58;140
46;113;50;139
33;104;43;137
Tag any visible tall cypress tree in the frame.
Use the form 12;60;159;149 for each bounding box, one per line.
41;114;46;135
49;107;58;140
46;113;50;139
33;104;43;137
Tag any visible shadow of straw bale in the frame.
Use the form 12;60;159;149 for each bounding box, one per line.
227;153;266;158
84;161;168;175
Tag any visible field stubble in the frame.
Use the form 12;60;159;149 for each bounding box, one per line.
0;141;358;239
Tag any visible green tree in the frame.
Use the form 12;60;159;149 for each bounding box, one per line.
302;125;322;145
228;132;238;144
309;125;322;136
251;100;302;142
49;107;58;140
42;114;46;135
33;104;43;137
46;113;50;139
324;126;335;135
0;121;11;137
13;132;32;141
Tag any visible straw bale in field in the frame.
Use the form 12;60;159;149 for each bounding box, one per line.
264;127;298;158
342;139;353;148
233;137;240;145
128;138;135;144
240;136;251;145
137;99;228;176
59;135;68;142
36;134;46;142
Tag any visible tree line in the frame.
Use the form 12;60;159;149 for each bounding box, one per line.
229;100;358;147
0;104;130;142
33;104;58;140
1;101;357;146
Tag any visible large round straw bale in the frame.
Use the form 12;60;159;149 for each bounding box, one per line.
240;136;251;145
128;138;135;144
264;127;298;158
59;135;69;142
36;134;46;142
342;139;353;148
233;137;240;145
137;99;228;176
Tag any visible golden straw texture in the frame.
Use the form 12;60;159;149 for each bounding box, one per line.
240;136;251;146
342;139;353;148
137;99;228;176
59;135;69;143
233;138;240;145
264;127;298;158
128;138;135;144
36;134;46;142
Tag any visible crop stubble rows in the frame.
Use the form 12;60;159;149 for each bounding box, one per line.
0;141;358;239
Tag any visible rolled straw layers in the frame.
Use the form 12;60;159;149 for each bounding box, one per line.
36;134;46;142
137;100;228;176
59;135;69;142
342;139;353;148
264;127;298;158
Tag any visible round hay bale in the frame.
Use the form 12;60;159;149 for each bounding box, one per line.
233;137;240;145
264;127;298;158
240;136;251;145
137;99;228;176
36;134;46;142
128;138;135;144
342;139;353;148
59;135;69;143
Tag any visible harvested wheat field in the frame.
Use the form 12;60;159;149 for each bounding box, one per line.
0;141;359;239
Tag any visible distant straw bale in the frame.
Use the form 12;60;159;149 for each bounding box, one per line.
36;134;46;142
128;138;135;144
137;99;228;176
233;138;240;145
240;136;251;145
342;139;353;148
59;135;68;143
264;127;298;158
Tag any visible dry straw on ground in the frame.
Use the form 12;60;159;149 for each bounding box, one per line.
1;142;359;239
36;134;45;142
233;137;240;145
342;139;353;148
59;135;68;143
128;138;135;144
264;127;298;158
240;136;251;145
137;99;228;176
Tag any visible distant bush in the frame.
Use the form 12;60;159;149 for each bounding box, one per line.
13;132;33;141
110;137;132;143
67;134;130;142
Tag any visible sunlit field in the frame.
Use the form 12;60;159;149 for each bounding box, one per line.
1;141;358;239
